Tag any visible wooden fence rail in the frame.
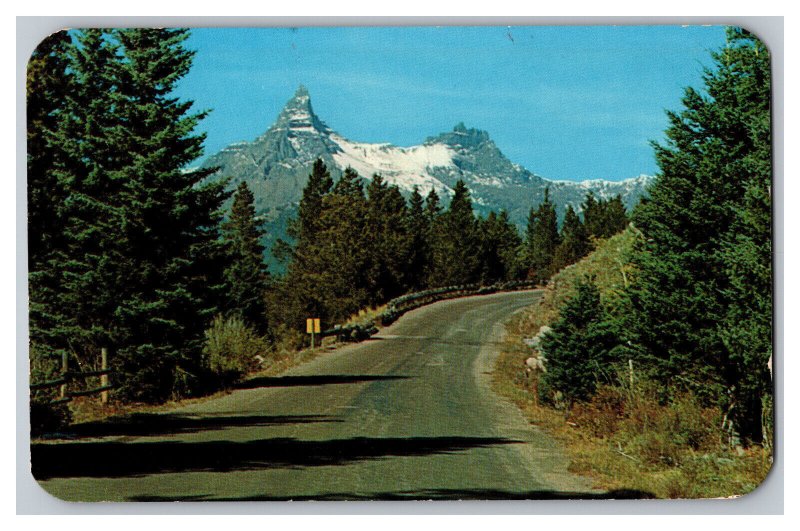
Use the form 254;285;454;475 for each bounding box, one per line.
30;347;114;405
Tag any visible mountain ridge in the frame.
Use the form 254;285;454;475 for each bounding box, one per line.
201;86;654;270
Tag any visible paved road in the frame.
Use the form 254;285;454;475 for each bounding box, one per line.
33;290;596;501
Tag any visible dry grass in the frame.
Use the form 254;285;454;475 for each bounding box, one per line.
342;304;389;327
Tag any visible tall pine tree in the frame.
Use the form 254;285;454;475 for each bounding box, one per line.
29;29;125;373
276;159;335;327
601;195;629;237
629;28;771;441
313;167;370;321
553;205;591;271
222;182;271;334
524;188;560;282
28;30;75;385
364;175;411;304
108;28;229;400
478;210;523;284
406;186;431;291
28;29;229;401
581;191;628;239
581;191;603;239
429;180;479;287
27;31;72;272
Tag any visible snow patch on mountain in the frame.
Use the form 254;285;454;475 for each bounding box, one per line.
551;174;655;200
329;133;455;196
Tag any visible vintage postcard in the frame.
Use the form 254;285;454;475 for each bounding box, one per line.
27;25;773;502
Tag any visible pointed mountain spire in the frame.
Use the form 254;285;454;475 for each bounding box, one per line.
273;84;329;134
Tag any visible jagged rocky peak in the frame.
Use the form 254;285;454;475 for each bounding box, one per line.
427;122;492;149
202;85;655;272
272;84;330;134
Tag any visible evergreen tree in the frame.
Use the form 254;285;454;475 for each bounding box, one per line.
222;182;271;334
553;205;591;271
524;188;560;282
288;158;334;244
478;210;523;284
315;167;370;321
600;195;629;237
27;30;76;389
365;176;411;304
276;159;335;327
581;191;628;239
423;187;444;287
539;278;621;408
718;68;772;442
424;187;443;225
477;212;501;284
581;191;602;239
108;28;229;400
429;180;479;286
27;31;72;271
406;186;431;291
27;31;72;360
496;209;525;281
629;28;771;441
523;206;536;269
27;29;229;401
29;29;124;371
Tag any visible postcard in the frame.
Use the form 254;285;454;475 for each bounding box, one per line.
27;25;773;502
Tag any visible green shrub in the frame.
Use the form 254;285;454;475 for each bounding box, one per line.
203;315;270;384
669;394;720;450
539;277;622;406
271;323;306;356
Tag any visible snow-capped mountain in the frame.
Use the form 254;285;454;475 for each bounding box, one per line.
202;86;654;268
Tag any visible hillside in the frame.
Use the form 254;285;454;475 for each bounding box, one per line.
493;227;771;498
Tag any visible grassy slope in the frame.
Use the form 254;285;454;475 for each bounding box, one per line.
492;228;772;499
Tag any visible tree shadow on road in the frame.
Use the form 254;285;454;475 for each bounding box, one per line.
32;435;521;480
63;413;342;439
234;374;411;390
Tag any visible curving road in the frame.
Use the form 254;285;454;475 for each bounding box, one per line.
33;290;597;501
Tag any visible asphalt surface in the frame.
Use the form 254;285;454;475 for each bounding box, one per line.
32;290;598;502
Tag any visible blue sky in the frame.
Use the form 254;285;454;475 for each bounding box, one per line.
175;25;728;182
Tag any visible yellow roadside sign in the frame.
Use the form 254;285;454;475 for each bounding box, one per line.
306;318;321;334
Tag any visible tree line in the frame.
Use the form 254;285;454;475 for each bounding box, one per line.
27;28;629;407
538;28;772;446
269;160;629;331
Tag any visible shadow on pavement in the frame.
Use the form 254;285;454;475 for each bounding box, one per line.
235;374;411;390
32;435;521;480
128;488;656;501
65;413;341;439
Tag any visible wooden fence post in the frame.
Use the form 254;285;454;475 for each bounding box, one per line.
101;347;109;404
60;350;68;399
628;359;634;389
